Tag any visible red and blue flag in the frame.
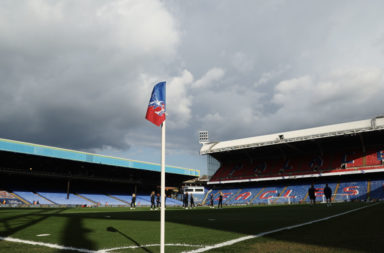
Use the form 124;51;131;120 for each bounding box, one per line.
145;81;166;126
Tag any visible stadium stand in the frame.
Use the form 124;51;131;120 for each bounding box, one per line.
210;148;384;183
1;178;383;208
164;197;183;206
200;179;384;206
78;193;125;206
0;136;198;208
36;192;94;206
370;179;384;200
109;194;131;206
335;181;368;201
13;191;53;205
0;190;25;205
229;187;263;205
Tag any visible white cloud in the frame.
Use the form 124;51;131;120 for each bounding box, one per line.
97;0;179;56
232;52;254;73
167;70;194;129
271;67;384;128
192;67;225;88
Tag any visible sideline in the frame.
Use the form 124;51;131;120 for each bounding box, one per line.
0;237;96;253
0;236;202;253
181;202;380;253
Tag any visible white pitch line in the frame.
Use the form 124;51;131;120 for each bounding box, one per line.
99;243;204;252
182;203;380;253
0;236;203;253
0;236;97;253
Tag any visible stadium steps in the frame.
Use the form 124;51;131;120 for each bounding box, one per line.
302;191;309;203
279;186;288;197
76;193;97;205
332;183;341;202
10;192;30;205
367;180;371;200
202;189;211;205
249;188;264;204
225;189;242;204
106;194;130;205
35;192;56;204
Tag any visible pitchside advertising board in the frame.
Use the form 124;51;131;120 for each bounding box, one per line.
0;191;24;205
183;186;205;194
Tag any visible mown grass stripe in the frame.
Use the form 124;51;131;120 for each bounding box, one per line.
181;203;379;253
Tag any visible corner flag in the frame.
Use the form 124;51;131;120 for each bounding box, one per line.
145;81;167;253
145;82;166;126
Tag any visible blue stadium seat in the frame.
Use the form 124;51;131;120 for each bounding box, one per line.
369;179;384;200
79;193;125;206
37;192;94;205
13;191;52;205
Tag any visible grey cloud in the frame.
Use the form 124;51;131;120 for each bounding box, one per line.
0;0;179;150
1;0;384;173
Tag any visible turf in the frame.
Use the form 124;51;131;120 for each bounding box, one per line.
0;202;383;253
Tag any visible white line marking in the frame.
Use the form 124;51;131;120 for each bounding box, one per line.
0;236;97;253
99;243;204;252
0;236;203;253
36;234;51;237
182;203;380;253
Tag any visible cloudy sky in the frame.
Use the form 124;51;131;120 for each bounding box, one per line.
1;0;383;175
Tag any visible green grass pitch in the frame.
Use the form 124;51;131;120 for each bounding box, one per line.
0;202;383;253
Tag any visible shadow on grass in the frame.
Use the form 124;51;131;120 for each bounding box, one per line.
59;202;384;253
107;226;152;253
60;214;95;251
0;208;66;237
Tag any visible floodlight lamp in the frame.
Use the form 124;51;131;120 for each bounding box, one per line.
199;131;209;144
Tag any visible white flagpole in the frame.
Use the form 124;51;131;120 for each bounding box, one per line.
160;120;166;253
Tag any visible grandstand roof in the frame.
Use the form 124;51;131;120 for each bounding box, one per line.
0;137;199;177
201;116;384;155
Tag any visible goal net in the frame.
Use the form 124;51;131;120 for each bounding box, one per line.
267;197;291;205
322;194;350;203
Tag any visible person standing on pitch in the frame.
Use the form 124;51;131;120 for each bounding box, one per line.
130;193;136;209
218;191;223;208
209;193;214;208
150;191;156;210
190;194;195;208
182;192;186;208
324;183;332;206
184;192;189;209
308;184;316;205
156;193;161;210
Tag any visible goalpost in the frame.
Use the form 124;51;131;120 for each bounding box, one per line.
322;194;350;203
267;197;291;205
